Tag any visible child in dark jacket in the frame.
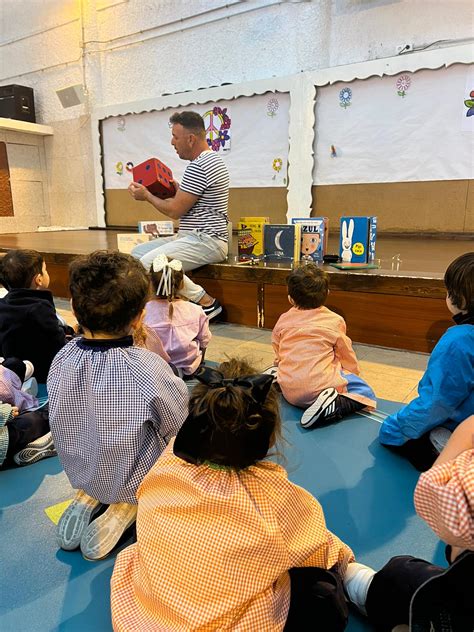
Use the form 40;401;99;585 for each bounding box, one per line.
0;249;73;382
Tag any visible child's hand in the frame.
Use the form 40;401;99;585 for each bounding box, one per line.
12;406;19;417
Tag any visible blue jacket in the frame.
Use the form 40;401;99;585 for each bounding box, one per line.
380;314;474;446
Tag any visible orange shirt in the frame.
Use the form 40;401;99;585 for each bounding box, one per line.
111;440;354;631
272;306;360;407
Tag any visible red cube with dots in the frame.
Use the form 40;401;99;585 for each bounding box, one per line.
132;158;175;199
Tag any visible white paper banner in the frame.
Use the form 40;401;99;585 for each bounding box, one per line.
102;93;289;189
313;64;474;184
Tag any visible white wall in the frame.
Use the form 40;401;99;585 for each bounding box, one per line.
0;0;473;229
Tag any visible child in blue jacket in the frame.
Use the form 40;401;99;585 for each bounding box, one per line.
379;252;474;470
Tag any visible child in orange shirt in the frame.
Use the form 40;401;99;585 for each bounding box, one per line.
111;358;354;631
272;264;375;428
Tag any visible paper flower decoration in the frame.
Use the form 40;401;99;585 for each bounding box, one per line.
396;75;411;97
267;97;280;117
339;88;352;109
464;90;474;117
272;158;283;172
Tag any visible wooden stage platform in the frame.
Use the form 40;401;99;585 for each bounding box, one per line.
0;229;471;353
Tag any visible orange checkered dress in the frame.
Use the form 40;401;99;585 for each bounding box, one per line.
111;440;354;631
414;448;474;550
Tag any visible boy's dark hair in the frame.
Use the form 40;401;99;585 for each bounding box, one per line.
180;358;282;469
444;252;474;313
169;111;205;137
69;251;150;335
0;249;44;289
287;263;329;309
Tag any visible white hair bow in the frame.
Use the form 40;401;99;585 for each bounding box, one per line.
152;254;183;297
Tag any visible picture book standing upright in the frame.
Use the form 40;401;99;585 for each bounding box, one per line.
237;216;270;258
263;223;302;262
339;216;377;264
292;217;329;263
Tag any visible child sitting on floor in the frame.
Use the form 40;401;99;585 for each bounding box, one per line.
271;263;376;429
343;414;474;630
379;252;474;470
143;254;211;377
48;251;188;561
111;358;355;631
0;249;74;382
0;361;53;468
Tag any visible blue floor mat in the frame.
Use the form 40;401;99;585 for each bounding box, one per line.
0;398;446;631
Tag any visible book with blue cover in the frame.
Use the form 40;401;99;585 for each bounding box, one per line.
340;216;377;264
263;224;301;262
291;217;329;263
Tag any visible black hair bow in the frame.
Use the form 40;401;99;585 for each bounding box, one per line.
173;367;275;469
194;366;274;404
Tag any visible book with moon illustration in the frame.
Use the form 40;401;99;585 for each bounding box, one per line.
263;224;301;262
291;217;329;262
238;216;270;256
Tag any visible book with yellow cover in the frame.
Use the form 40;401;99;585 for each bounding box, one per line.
238;217;270;256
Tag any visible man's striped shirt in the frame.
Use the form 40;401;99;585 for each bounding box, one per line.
179;150;229;242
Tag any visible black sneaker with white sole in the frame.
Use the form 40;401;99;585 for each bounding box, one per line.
301;389;364;429
202;299;222;320
13;430;57;466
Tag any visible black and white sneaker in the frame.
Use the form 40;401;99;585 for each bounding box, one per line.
301;389;364;429
202;299;222;320
13;431;57;466
301;388;340;428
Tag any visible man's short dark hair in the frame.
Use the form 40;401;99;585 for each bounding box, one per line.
69;251;150;335
287;263;329;309
0;249;44;289
444;252;474;313
169;111;205;137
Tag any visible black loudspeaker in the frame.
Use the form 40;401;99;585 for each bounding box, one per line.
0;85;36;123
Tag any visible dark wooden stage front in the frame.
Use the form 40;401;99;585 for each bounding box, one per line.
0;229;470;353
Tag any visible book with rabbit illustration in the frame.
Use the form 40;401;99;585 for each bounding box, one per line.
291;217;328;262
263;224;301;262
339;216;377;264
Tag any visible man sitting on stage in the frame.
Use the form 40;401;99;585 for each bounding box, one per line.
128;111;229;320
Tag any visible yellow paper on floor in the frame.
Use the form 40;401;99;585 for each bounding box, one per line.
44;499;73;525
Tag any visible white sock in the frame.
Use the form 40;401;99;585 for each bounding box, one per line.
344;562;376;615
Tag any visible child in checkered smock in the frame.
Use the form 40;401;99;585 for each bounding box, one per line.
271;264;376;431
111;358;355;631
48;251;188;561
0;360;53;468
143;254;211;377
344;414;474;629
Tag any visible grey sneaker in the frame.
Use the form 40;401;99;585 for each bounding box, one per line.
57;490;103;551
13;430;56;466
80;502;137;561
